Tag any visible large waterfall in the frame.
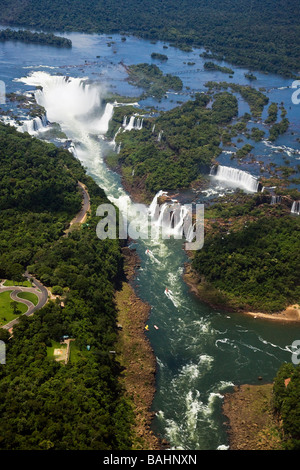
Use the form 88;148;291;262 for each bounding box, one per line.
210;165;261;192
123;115;144;131
291;201;300;215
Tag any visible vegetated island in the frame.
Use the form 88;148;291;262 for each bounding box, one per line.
151;52;168;61
0;122;158;450
0;0;299;77
0;28;72;48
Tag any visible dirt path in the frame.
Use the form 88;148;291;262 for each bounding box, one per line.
1;181;91;330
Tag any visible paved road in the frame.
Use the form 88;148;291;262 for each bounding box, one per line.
1;272;49;330
1;181;90;330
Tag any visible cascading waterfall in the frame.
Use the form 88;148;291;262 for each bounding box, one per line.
271;195;282;205
291;201;300;215
210;165;261;192
98;102;115;135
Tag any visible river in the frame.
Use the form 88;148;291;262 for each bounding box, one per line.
1;29;300;450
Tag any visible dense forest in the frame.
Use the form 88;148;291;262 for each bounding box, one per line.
0;0;299;76
0;28;72;47
273;363;300;450
107;92;238;199
0;123;134;449
192;193;300;313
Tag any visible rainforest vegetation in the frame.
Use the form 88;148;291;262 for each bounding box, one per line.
0;123;134;449
0;0;299;77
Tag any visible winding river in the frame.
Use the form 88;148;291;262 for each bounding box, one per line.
1;29;300;450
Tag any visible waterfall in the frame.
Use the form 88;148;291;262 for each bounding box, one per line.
291;201;300;215
210;165;261;192
98;102;115;135
148;190;168;219
124;115;135;131
123;115;143;131
148;190;191;240
157;130;163;142
112;126;122;150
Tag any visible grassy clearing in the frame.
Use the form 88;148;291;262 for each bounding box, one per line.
3;279;32;287
46;340;67;361
69;340;89;363
0;291;28;326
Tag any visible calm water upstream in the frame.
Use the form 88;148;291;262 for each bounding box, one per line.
1;29;300;450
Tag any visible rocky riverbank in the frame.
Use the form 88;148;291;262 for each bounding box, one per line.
183;262;300;323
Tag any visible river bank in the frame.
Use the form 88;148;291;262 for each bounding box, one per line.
115;246;167;450
183;262;300;323
222;383;284;450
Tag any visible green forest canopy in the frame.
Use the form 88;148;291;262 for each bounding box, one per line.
0;123;134;449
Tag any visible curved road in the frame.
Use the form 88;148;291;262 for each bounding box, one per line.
64;181;90;235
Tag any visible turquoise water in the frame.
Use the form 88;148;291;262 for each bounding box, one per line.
0;29;300;450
